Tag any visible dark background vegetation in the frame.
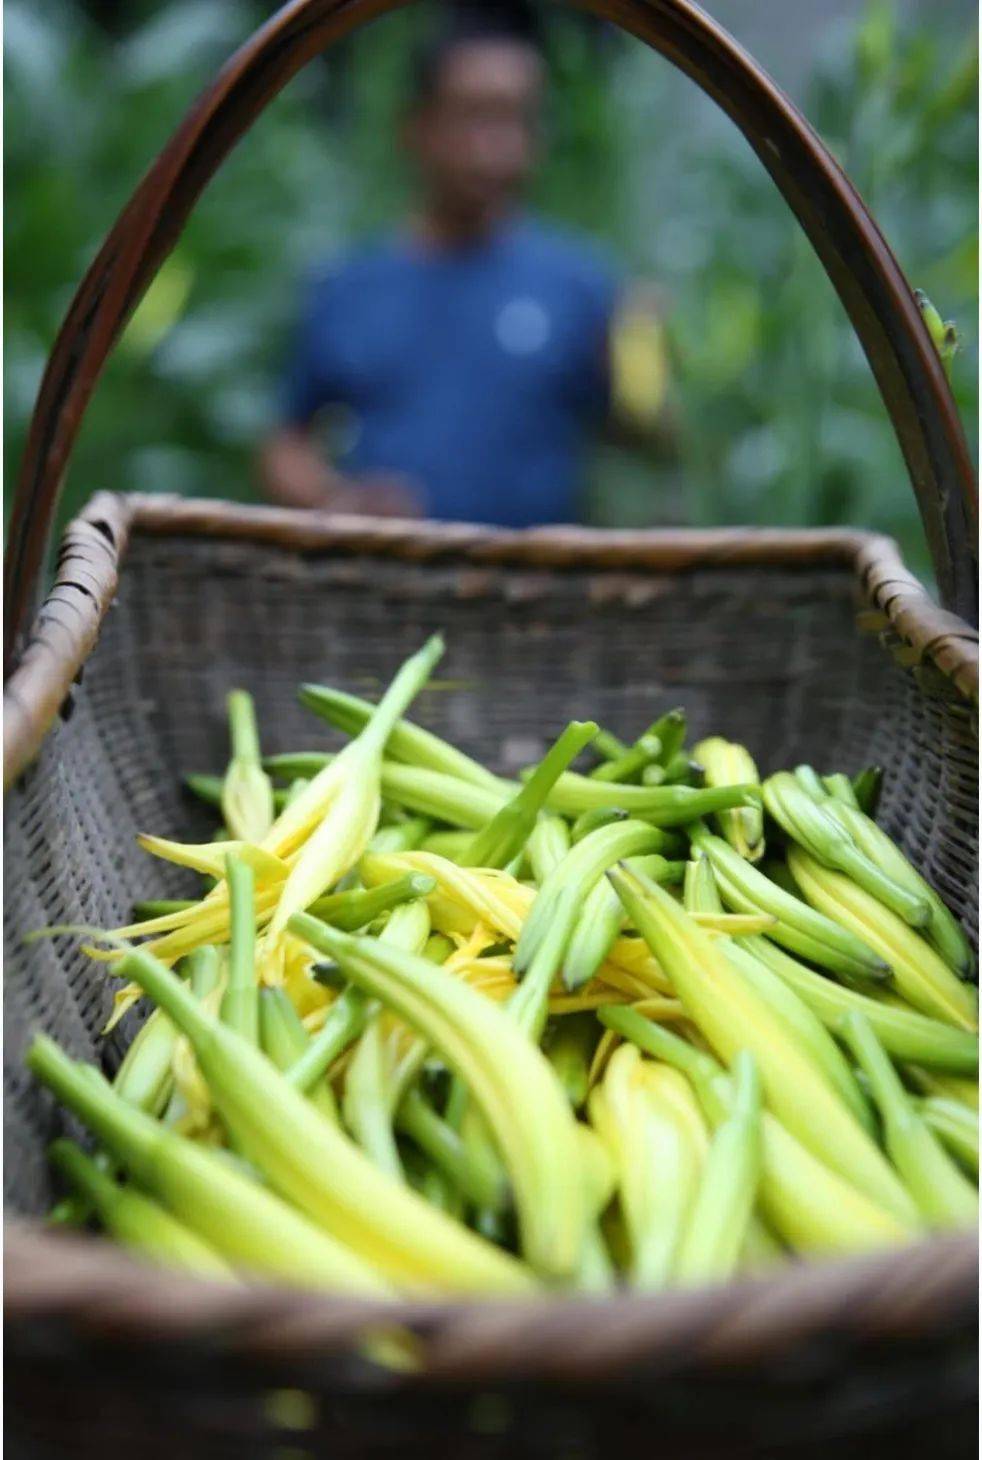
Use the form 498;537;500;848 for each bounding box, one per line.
5;0;978;584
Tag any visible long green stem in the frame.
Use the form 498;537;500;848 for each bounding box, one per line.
544;1013;599;1110
461;721;596;868
675;1051;761;1284
419;829;475;860
285;988;369;1092
396;1087;508;1210
379;763;508;829
298;679;505;791
368;818;432;854
592;728;629;762
563;853;682;993
822;772;860;809
161;947;221;1128
222;692;274;841
29;1036;390;1294
723;941;875;1134
220;855;257;1045
915;1097;979;1176
309;873;436;931
49;1139;231;1276
589;734;660;784
842;1013;978;1229
227;690;261;762
650;708;687;765
133;899;195;921
683;854;874;1133
542;773;759;824
516;821;671;975
260;989;336;1120
112;1007;177;1117
742;934;977;1074
356;635;446;758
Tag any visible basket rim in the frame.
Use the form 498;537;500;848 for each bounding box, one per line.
5;1218;977;1382
3;491;978;789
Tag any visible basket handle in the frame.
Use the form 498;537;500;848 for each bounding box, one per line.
5;0;977;672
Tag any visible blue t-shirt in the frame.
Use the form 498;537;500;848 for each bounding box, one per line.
280;217;619;526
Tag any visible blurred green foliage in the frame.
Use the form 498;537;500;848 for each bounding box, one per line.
594;0;978;580
5;0;977;582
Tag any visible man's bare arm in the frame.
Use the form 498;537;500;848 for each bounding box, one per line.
259;426;360;511
258;426;422;517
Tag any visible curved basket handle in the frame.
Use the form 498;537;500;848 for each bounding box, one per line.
5;0;978;673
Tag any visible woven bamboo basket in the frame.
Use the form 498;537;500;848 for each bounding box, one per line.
4;2;979;1456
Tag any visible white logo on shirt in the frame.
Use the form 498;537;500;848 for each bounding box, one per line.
495;297;551;356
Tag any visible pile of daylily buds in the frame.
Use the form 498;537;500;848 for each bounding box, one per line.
30;634;978;1296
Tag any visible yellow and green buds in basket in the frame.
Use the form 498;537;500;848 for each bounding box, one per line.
221;690;275;844
27;635;978;1299
693;736;765;862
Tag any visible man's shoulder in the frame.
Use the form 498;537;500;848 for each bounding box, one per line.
510;218;620;296
300;237;405;301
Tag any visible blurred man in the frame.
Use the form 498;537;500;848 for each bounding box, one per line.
261;3;672;525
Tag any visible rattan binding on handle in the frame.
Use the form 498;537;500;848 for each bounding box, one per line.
4;0;978;674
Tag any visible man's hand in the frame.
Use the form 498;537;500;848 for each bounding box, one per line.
606;284;679;460
259;427;423;518
352;473;423;519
